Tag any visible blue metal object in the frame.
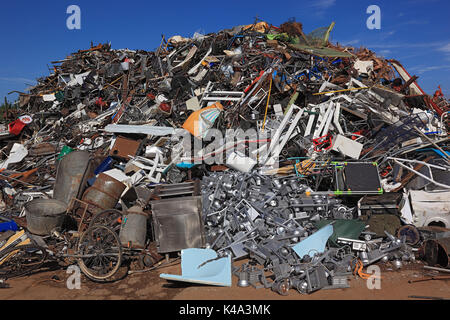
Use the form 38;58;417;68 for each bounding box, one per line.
88;156;114;186
95;157;113;175
176;162;196;169
0;220;18;232
292;224;334;259
416;148;450;159
227;35;244;49
160;248;232;287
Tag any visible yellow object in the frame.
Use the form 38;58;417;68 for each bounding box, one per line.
262;76;273;132
243;21;270;33
296;159;316;175
0;230;31;266
183;102;224;138
323;22;336;44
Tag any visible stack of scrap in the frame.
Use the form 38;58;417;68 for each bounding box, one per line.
1;20;449;295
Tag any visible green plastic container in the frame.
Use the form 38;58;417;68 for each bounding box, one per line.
57;146;74;161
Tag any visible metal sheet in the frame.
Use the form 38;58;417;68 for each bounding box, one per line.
110;136;141;160
104;124;175;136
151;196;204;253
293;224;333;259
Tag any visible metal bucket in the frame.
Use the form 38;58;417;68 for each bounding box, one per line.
423;238;450;268
81;173;126;214
54;150;92;205
119;206;148;249
25;199;68;236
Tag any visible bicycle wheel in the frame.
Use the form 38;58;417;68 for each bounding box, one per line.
0;244;47;279
88;209;123;233
77;225;122;282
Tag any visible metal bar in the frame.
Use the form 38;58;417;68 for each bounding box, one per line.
423;266;450;273
389;158;450;189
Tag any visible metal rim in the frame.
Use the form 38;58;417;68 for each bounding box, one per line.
77;225;122;281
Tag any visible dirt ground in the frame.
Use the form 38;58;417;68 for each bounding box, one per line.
0;260;449;300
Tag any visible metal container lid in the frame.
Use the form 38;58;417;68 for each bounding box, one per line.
24;199;68;217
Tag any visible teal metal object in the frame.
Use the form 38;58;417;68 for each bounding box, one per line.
160;248;232;287
292;224;333;259
176;162;196;169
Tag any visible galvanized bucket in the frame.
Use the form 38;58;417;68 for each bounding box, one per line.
25;199;68;236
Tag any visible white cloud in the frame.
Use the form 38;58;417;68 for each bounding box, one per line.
340;39;360;46
399;20;429;26
307;0;336;16
0;77;34;83
408;65;450;74
438;43;450;53
367;41;447;49
308;0;336;9
380;31;396;41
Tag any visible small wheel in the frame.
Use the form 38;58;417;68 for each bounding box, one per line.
296;279;309;295
77;225;122;282
272;278;290;296
0;244;47;279
88;209;123;233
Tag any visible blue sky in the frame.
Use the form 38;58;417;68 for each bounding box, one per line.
1;0;449;103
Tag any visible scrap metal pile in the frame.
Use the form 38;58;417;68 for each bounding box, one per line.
1;20;450;295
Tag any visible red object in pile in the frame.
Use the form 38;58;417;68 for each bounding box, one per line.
159;102;172;113
95;97;107;107
312;134;333;152
8;119;26;136
434;85;444;99
351;130;366;141
393;85;402;92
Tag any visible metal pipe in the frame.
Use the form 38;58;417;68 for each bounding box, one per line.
388;158;450;189
413;126;449;161
423;265;450;273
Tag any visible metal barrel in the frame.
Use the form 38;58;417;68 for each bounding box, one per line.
53;150;92;206
81;173;126;214
119;206;148;249
423;238;450;268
